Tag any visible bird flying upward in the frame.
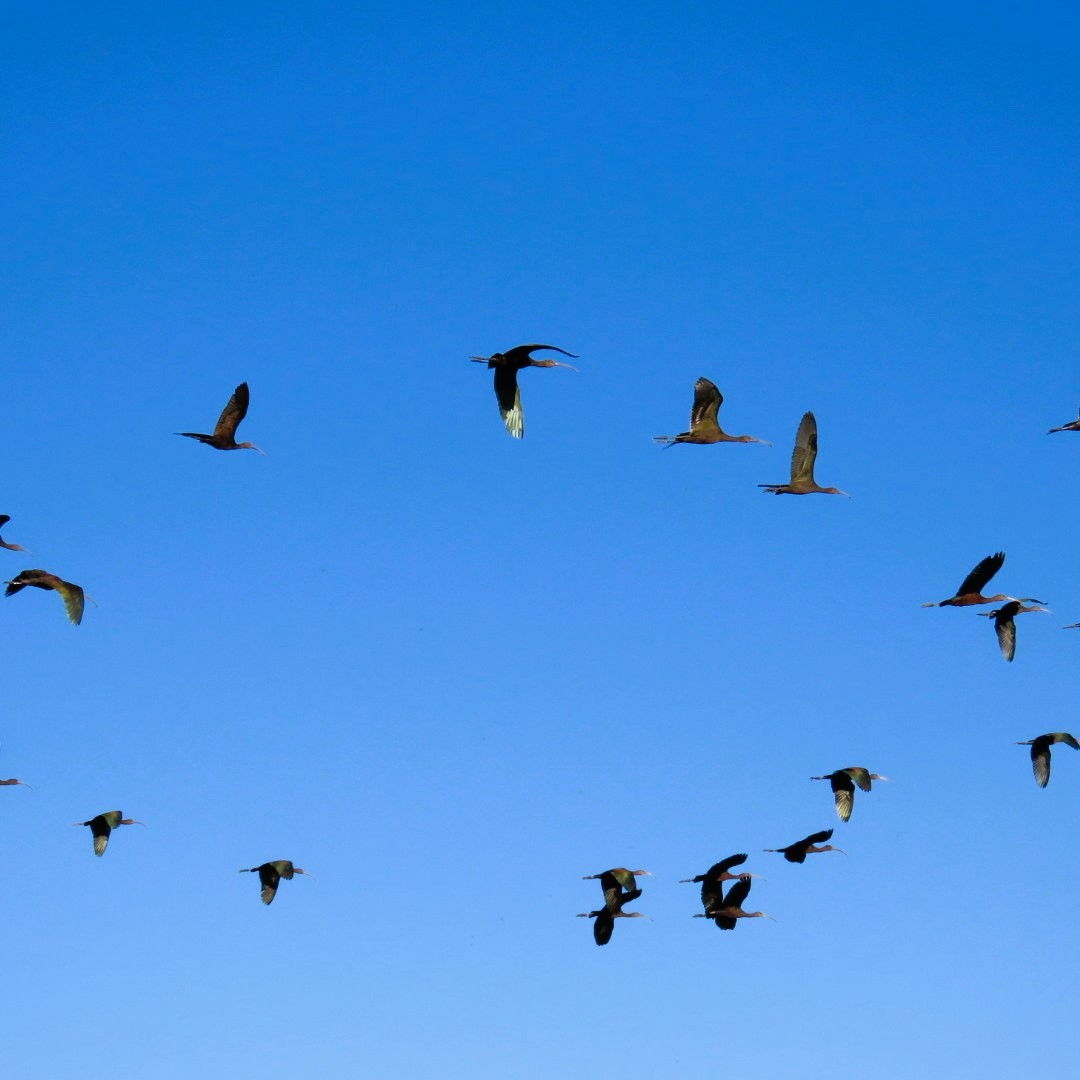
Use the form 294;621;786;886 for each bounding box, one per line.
177;382;263;453
758;411;847;495
470;344;578;438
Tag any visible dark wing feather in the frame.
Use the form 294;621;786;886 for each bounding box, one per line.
712;853;748;875
689;378;722;432
806;829;834;845
831;773;855;822
213;383;249;439
592;910;614;946
502;344;579;366
994;603;1018;661
1031;741;1051;787
492;366;523;438
258;863;282;905
0;515;9;528
957;552;1005;597
722;878;751;909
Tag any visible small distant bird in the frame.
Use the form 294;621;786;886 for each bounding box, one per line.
811;768;890;822
470;344;578;438
680;854;762;913
239;860;313;905
1016;733;1080;787
177;382;263;453
759;412;847;495
765;829;846;863
0;516;28;553
653;378;770;447
984;600;1049;662
5;569;85;625
694;877;775;930
74;811;144;855
1064;622;1080;630
582;868;652;911
921;552;1042;609
0;777;29;789
1047;408;1080;434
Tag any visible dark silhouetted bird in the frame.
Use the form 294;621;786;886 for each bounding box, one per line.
765;829;846;863
810;768;890;822
1016;733;1080;787
74;811;144;855
470;344;578;438
177;382;263;453
239;860;313;905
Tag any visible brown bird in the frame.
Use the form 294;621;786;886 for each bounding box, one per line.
1048;408;1080;434
470;344;578;438
5;569;85;625
983;600;1049;662
811;768;890;822
680;854;762;914
921;552;1042;609
74;811;144;856
758;411;847;495
694;877;775;930
177;382;263;453
239;860;314;905
1016;733;1080;787
765;828;846;863
0;777;30;789
0;516;28;553
653;378;770;447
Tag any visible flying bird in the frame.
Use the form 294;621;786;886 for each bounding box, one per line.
921;552;1042;609
5;569;85;625
653;378;770;447
1016;733;1080;787
765;829;846;863
0;516;28;553
1048;408;1080;434
680;854;762;913
470;344;578;438
582;868;652;911
74;811;144;855
177;382;263;453
811;768;890;822
239;860;314;905
984;600;1049;662
758;411;847;495
694;877;775;930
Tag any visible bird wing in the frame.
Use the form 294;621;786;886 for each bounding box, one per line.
689;378;722;432
789;412;818;484
56;579;85;626
711;853;749;876
956;552;1005;597
1031;741;1051;787
213;383;250;439
722;878;751;909
503;344;579;365
0;515;9;529
994;604;1018;661
831;774;855;822
258;864;282;905
806;829;834;845
90;816;112;856
1058;733;1080;752
592;910;614;946
847;767;873;793
493;367;523;438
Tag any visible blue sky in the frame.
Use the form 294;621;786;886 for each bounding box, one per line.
4;3;1080;1077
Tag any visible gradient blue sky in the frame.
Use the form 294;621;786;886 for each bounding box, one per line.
5;3;1080;1077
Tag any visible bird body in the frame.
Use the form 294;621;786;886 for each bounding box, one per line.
240;860;313;905
470;344;578;438
695;877;774;929
758;411;847;495
653;378;770;447
811;768;890;822
5;569;85;625
0;515;28;553
178;382;263;452
1016;732;1080;787
75;811;143;855
765;829;846;863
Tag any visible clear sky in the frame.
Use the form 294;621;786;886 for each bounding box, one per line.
5;3;1080;1077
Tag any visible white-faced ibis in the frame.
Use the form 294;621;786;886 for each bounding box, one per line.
758;412;847;495
74;811;144;856
653;378;771;448
177;382;263;453
5;569;85;625
582;867;652;910
680;854;762;913
1048;408;1080;434
1064;622;1080;630
470;344;578;438
983;600;1049;662
1016;733;1080;787
240;860;313;905
0;516;28;553
694;877;775;930
810;768;890;822
765;829;846;863
921;552;1042;609
0;777;30;789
